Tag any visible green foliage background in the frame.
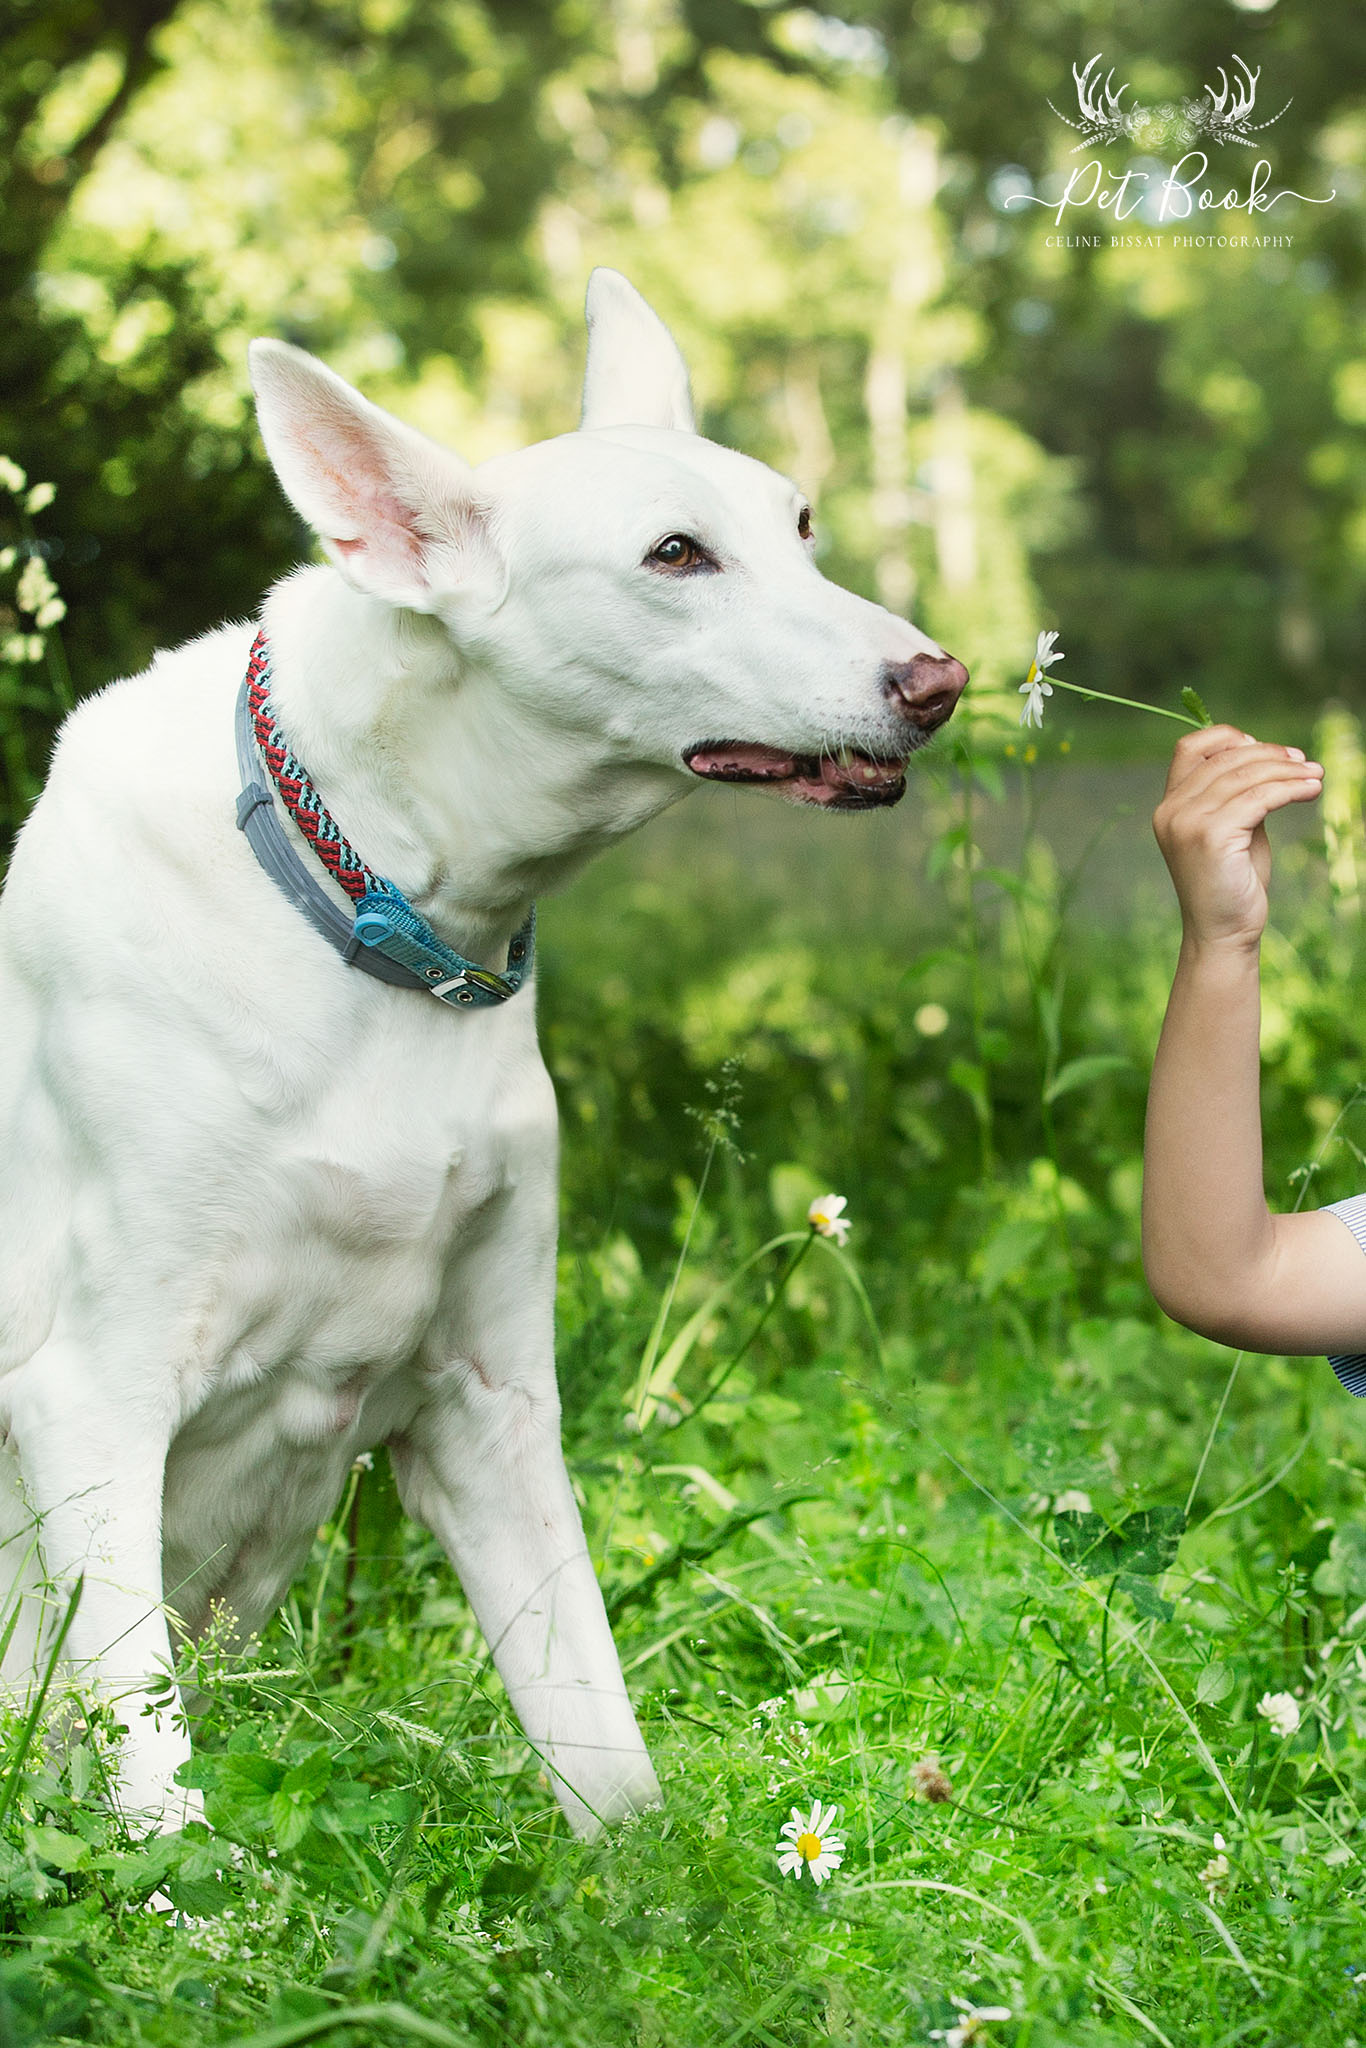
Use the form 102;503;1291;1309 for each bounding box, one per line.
6;5;1366;2045
3;0;1366;833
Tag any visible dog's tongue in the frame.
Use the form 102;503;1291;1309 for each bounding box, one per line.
684;741;908;809
685;743;798;781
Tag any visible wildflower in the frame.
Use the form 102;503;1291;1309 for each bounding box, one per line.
808;1192;850;1245
1018;628;1063;728
1018;679;1051;729
15;555;56;615
912;1754;953;1803
930;1998;1014;2045
0;457;27;494
1053;1489;1093;1514
24;481;55;515
351;1450;375;1472
1199;1831;1231;1895
1030;627;1063;674
775;1797;844;1884
1257;1690;1300;1737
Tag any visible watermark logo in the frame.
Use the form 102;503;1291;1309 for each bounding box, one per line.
1005;48;1334;243
1049;53;1290;154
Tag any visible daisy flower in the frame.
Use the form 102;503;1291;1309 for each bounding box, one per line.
808;1193;850;1245
1257;1691;1300;1737
1018;628;1063;728
775;1798;845;1885
930;1998;1014;2045
1199;1833;1231;1896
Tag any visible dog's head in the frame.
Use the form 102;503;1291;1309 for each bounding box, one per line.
249;272;964;814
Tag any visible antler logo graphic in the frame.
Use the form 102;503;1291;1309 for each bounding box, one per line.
1048;52;1291;153
1191;56;1290;147
1049;55;1137;147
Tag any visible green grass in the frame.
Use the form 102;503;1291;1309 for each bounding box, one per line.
5;731;1366;2047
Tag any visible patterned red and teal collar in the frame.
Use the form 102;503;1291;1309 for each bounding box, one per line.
234;628;534;1009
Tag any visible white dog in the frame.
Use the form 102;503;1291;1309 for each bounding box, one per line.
0;271;965;1835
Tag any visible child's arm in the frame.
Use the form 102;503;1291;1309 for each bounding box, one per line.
1142;724;1366;1355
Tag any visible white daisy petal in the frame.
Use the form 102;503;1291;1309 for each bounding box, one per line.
1257;1690;1300;1737
1018;681;1048;729
808;1196;851;1242
772;1794;845;1885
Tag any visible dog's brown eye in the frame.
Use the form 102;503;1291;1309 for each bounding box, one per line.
649;533;704;570
797;505;813;540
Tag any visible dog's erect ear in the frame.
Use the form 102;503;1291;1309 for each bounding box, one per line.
579;269;695;434
248;340;499;612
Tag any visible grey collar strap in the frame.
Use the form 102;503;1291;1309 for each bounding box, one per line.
233;662;534;1008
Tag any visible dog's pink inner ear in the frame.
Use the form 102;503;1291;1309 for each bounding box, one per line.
285;400;428;582
330;513;424;576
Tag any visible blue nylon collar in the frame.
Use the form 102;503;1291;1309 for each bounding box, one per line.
234;646;535;1010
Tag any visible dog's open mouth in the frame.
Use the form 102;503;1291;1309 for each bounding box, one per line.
684;741;908;810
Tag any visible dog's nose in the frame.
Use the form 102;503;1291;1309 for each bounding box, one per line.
882;652;968;731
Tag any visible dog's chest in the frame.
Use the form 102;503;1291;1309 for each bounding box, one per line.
156;1016;556;1626
183;1016;555;1400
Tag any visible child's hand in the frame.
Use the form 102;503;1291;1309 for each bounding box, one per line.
1153;725;1323;948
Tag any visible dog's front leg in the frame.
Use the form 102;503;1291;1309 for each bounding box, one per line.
4;1337;198;1832
391;1199;660;1837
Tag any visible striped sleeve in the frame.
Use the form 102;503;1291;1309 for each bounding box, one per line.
1323;1194;1366;1396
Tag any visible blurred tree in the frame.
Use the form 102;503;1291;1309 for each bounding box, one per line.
842;0;1366;718
0;0;182;284
0;0;808;849
3;0;1365;858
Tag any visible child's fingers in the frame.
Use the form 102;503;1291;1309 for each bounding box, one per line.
1162;724;1259;796
1158;751;1320;820
1157;757;1321;844
1210;769;1324;828
1183;760;1322;823
1248;775;1326;818
1162;731;1300;803
1162;741;1314;813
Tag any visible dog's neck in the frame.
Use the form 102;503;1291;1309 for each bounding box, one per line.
261;570;690;968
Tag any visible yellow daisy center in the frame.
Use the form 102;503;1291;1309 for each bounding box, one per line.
1025;660;1039;686
796;1830;822;1861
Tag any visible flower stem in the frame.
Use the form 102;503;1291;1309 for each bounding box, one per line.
1047;677;1204;728
689;1229;815;1421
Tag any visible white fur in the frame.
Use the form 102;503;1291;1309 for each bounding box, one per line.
0;271;954;1836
